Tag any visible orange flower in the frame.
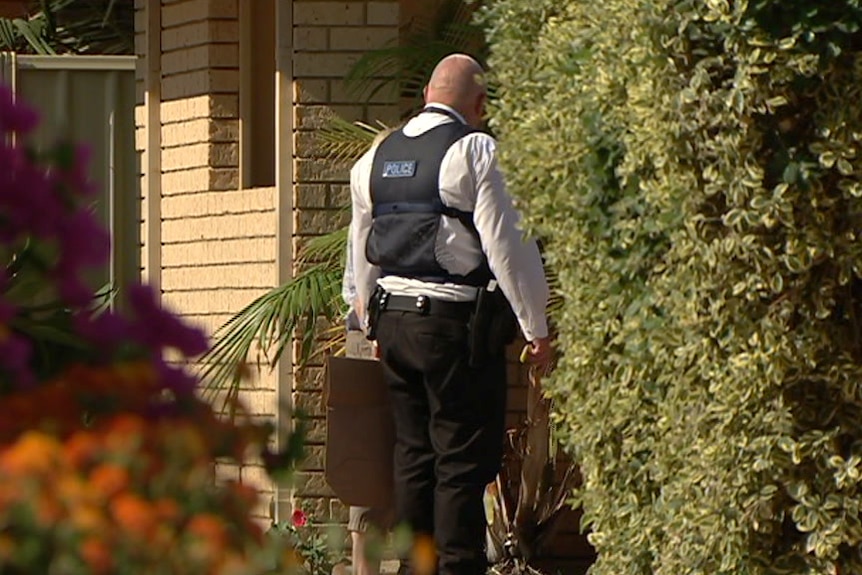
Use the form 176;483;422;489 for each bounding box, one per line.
81;537;113;575
64;430;102;469
70;503;107;534
110;493;157;539
89;463;130;500
57;475;92;507
0;481;21;513
187;513;229;548
186;514;229;569
34;490;63;527
103;414;146;453
0;431;62;476
0;534;14;562
214;552;251;575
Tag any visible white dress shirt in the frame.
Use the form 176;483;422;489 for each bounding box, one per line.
349;103;549;341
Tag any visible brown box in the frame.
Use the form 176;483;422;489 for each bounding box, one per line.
324;356;395;509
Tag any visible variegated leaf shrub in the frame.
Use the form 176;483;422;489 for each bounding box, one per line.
483;1;862;573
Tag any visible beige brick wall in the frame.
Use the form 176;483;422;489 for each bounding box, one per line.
290;0;400;527
135;0;278;523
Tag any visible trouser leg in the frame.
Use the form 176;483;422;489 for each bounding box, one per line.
429;351;506;575
377;313;436;543
377;311;507;575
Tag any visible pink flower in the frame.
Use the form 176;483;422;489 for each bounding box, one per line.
291;509;308;528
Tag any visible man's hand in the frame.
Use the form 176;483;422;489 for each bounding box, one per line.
520;336;553;377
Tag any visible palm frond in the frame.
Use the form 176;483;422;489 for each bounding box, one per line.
10;17;54;54
199;263;346;411
298;224;349;268
344;0;486;106
0;19;18;49
0;0;133;55
315;117;387;164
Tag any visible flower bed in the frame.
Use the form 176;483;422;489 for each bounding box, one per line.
0;86;298;574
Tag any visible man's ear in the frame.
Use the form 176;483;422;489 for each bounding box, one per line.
476;93;487;117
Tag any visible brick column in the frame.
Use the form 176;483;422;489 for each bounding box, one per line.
153;0;278;524
290;0;400;528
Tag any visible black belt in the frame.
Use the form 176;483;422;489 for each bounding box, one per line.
380;293;473;321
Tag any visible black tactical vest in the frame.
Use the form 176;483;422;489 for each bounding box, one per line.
366;108;492;286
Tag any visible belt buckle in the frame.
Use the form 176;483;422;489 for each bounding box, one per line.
415;295;430;315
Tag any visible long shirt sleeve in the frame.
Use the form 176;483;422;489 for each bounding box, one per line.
349;149;380;330
467;135;549;341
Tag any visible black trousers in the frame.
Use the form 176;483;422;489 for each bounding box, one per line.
376;309;507;575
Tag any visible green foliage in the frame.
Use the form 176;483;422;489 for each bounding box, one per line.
268;516;343;575
0;0;133;55
200;229;348;408
345;0;486;108
482;0;862;573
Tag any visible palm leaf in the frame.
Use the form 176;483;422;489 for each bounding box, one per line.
344;0;486;106
0;0;133;55
0;19;18;50
200;227;350;410
315;117;387;164
488;390;578;567
11;17;55;54
298;223;349;267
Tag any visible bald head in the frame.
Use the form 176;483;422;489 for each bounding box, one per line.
424;54;488;127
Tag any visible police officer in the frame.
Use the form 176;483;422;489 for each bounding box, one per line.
349;54;551;575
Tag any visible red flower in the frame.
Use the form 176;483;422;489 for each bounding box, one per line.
291;509;308;528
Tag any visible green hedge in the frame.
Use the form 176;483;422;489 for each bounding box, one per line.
482;1;862;573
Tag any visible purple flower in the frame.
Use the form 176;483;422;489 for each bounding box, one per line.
0;299;16;324
56;275;94;307
154;359;199;396
0;153;61;239
57;210;111;268
0;331;34;388
127;284;209;357
73;311;130;353
0;85;39;134
53;211;111;306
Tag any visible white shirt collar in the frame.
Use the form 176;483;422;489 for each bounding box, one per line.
423;102;467;125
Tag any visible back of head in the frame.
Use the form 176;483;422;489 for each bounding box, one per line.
424;54;488;126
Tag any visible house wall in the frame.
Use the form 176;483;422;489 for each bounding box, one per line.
136;0;591;567
289;0;401;526
136;0;278;524
135;0;402;527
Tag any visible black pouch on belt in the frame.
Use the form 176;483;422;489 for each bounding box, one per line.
468;282;518;367
365;285;385;341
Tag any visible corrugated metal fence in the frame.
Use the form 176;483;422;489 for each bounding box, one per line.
0;53;138;298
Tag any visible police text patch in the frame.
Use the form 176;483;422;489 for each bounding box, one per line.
382;161;416;178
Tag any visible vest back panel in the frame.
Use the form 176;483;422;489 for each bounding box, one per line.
367;119;483;284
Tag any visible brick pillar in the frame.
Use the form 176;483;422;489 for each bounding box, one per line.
155;0;278;525
290;0;400;528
